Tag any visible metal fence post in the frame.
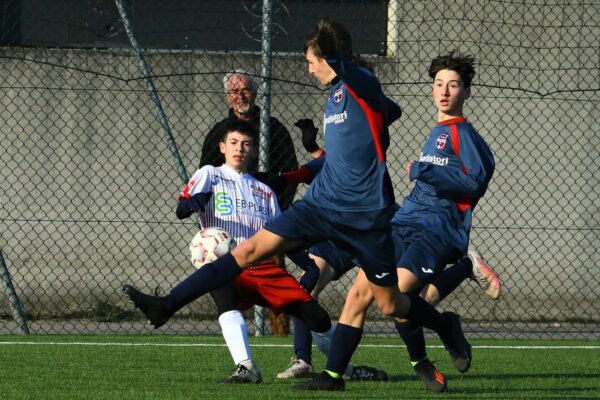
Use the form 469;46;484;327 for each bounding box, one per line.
253;0;274;337
0;250;29;335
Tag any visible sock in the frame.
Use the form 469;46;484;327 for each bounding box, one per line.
293;316;312;365
313;324;354;377
431;257;472;301
164;253;242;313
395;319;427;362
405;292;448;336
324;323;363;378
218;310;253;365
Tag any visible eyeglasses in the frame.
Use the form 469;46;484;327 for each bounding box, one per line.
227;88;253;96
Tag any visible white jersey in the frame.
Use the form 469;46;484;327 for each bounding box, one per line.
179;164;280;245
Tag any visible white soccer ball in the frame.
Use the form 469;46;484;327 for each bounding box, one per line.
189;227;236;269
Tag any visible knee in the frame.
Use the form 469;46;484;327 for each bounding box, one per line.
374;293;410;318
231;240;256;267
376;299;397;317
420;284;441;306
345;286;372;312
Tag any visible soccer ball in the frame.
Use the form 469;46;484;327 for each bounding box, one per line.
189;227;236;269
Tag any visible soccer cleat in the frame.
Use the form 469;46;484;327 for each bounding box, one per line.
348;365;389;381
276;358;313;379
468;249;501;300
122;285;173;329
293;371;345;391
413;359;447;393
441;312;472;373
220;363;262;384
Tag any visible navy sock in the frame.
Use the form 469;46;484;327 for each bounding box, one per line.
406;292;448;336
293;316;312;365
164;253;242;313
325;323;363;376
431;257;472;301
395;320;427;362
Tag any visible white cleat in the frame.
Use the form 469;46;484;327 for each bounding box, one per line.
276;358;313;379
468;249;501;300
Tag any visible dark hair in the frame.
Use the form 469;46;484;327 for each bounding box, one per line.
428;51;476;88
220;119;258;145
303;17;374;71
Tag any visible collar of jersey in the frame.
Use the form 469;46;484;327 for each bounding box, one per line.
438;117;466;126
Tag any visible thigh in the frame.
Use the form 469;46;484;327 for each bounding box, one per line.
232;228;302;266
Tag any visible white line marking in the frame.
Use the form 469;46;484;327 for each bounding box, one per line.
0;342;597;349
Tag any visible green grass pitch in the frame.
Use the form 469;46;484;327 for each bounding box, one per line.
0;335;598;399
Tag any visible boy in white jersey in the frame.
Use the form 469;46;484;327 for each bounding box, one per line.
125;119;331;384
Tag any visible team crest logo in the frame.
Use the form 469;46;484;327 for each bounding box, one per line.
333;87;344;103
436;133;448;149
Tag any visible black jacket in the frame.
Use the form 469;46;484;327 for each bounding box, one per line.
199;106;299;210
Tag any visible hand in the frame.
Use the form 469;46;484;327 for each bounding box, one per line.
299;263;320;292
294;119;319;153
405;161;414;179
253;172;287;194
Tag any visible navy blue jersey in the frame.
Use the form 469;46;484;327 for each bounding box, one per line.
303;54;397;212
394;117;495;253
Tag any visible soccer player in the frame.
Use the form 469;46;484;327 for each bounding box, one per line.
267;109;499;391
122;19;470;391
125;119;331;384
294;50;497;392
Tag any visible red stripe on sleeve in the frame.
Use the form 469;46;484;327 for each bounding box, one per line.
449;124;472;213
283;165;313;185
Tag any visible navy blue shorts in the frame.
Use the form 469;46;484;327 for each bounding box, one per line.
308;241;356;280
265;199;397;286
392;223;462;286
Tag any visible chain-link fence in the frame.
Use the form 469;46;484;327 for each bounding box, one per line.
0;0;597;339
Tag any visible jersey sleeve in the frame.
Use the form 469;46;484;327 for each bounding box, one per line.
177;167;214;200
385;96;402;126
410;129;495;198
325;54;383;101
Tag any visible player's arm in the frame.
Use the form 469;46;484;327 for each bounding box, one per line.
409;132;495;198
385;96;402;126
316;25;382;100
175;168;214;220
254;156;325;192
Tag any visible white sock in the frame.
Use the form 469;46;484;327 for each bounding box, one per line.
219;310;253;366
312;324;353;377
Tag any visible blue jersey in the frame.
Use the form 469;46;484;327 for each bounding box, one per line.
394;117;495;253
303;54;397;212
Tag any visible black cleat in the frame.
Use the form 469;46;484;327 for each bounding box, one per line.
349;365;389;381
220;363;262;384
122;285;173;329
293;371;345;391
441;312;472;373
413;359;447;393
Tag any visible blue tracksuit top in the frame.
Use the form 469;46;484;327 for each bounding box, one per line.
303;53;397;212
394;117;495;253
